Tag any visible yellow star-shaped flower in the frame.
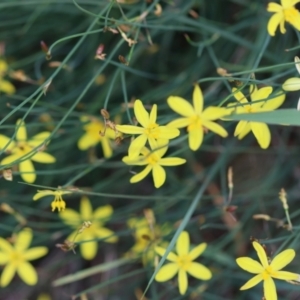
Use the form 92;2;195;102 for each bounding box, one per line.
155;231;212;295
227;85;285;149
77;116;115;158
122;140;186;188
60;196;118;260
167;84;230;151
236;241;299;300
0;119;56;183
0;228;48;287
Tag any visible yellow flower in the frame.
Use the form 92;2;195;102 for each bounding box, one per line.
267;0;300;36
122;141;186;188
227;85;285;149
0;59;15;95
0;119;56;183
33;189;71;212
60;196;118;260
236;241;299;300
0;228;48;287
77;116;115;158
155;231;212;295
167;85;230;151
116;100;180;157
283;56;300;91
126;211;171;265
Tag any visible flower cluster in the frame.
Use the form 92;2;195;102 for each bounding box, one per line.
117;100;186;188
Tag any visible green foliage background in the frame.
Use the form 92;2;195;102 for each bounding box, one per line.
1;0;300;299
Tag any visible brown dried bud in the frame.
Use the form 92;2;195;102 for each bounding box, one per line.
118;55;128;65
101;109;110;120
56;240;76;253
40;41;51;60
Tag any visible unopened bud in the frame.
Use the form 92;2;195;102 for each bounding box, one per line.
40;41;51;60
101;109;110;120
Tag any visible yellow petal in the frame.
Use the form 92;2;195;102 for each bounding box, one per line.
237;123;251;140
80;238;97;260
167;96;194;117
149;103;157;124
1;153;21;166
60;209;81;226
168;118;191;128
101;137;113;158
33;190;55;201
77;133;98;150
23;247;48;261
188;128;203;151
263;277;277;300
80;196;93;219
240;273;263;290
17;261;38;285
115;124;144;135
0;237;13;252
187;262;212;280
152;164;166;188
19;160;36;183
16;119;27;141
155;246;178;262
251;122;271;149
272;270;299;280
134;100;150;128
0;264;16;287
253;241;269;268
188;243;207;260
236;257;264;274
282;77;300;91
262;92;285;110
202;120;228;137
122;154;147;166
267;12;284;36
201;107;230;120
159;157;186;167
178;269;188;295
28;132;51;147
0;134;15;151
0;253;9;264
95;227;118;243
251;87;273;106
270;249;295;271
153;126;180;139
193;84;203;115
267;3;282;12
130;165;152;183
128;134;148;158
176;231;189;256
234;121;248;137
94;205;113;221
15;228;32;251
0;80;15;95
232;88;248;104
151;139;168;158
155;263;179;282
0;60;8;72
31;152;56;163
